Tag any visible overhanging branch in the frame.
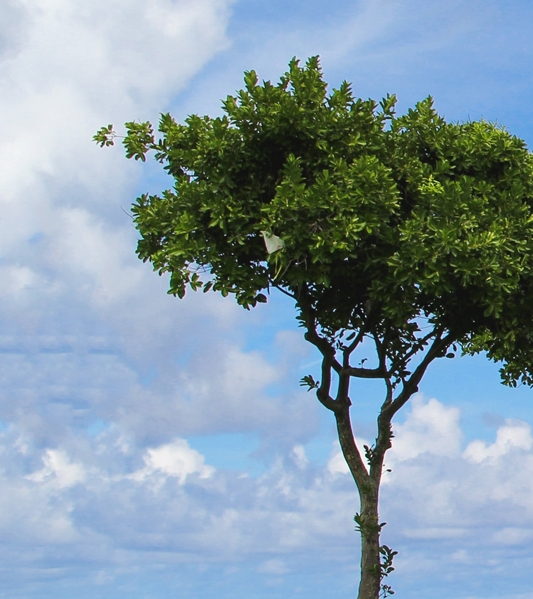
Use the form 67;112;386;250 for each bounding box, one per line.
273;283;297;300
304;324;342;374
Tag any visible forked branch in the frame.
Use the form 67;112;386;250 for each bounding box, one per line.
383;330;454;420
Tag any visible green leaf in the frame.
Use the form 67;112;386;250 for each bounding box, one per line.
93;124;116;147
299;375;319;391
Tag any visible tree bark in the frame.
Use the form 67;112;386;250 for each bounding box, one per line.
305;321;448;599
334;406;383;599
357;488;381;599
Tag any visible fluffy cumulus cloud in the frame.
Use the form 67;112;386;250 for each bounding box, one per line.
0;0;233;313
322;396;533;596
1;394;533;597
129;439;215;483
0;0;238;431
463;420;533;464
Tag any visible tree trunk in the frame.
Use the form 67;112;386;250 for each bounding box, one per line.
334;406;384;599
357;486;381;599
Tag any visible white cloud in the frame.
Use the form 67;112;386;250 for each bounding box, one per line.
119;340;318;440
463;420;533;464
50;207;144;305
327;447;350;476
388;395;463;462
0;0;234;279
0;265;38;297
379;398;533;542
0;397;532;596
130;438;215;484
291;445;308;469
491;527;533;546
0;0;249;444
26;448;86;488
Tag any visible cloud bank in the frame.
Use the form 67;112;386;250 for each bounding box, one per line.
0;396;533;598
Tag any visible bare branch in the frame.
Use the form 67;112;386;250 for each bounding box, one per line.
316;355;339;412
372;331;388;375
341;366;387;378
300;307;342;412
272;283;297;300
388;328;440;375
370;379;395;481
335;405;372;485
381;376;394;410
342;325;368;367
335;370;351;406
304;324;342;374
383;330;454;420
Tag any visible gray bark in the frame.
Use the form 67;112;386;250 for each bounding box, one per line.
357;489;381;599
335;405;384;599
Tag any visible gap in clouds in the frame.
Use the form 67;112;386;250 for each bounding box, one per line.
187;432;262;475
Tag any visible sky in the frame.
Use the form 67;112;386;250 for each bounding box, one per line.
2;0;533;598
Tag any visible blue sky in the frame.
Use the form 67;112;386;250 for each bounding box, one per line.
1;1;533;598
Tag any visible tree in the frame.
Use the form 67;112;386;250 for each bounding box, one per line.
95;56;533;599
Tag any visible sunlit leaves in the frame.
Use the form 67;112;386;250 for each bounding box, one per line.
123;121;154;161
92;124;116;147
99;56;533;387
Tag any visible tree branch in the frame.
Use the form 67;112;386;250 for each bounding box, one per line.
388;328;440;375
381;376;394;411
335;405;372;485
335;369;351;406
341;366;387;378
316;354;339;412
342;324;368;368
371;384;395;481
304;323;342;374
373;330;388;376
341;327;388;377
273;283;297;300
383;330;454;420
300;306;342;412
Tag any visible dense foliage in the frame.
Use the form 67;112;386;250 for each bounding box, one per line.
96;57;533;388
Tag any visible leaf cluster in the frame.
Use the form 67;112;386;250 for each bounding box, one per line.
96;56;533;387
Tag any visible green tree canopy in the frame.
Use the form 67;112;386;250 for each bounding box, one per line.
95;56;533;599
